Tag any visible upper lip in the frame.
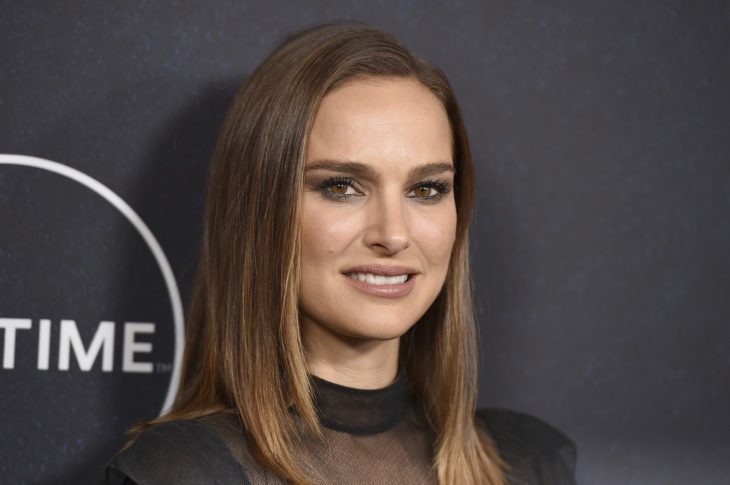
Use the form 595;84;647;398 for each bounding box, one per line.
342;264;418;276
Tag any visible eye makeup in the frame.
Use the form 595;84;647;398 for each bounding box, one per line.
407;179;451;203
311;176;452;203
317;176;362;200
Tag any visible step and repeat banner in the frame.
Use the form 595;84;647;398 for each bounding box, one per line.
2;2;729;484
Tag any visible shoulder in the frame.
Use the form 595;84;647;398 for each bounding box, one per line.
99;414;252;485
476;408;577;485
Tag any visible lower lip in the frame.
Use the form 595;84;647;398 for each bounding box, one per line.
343;274;416;298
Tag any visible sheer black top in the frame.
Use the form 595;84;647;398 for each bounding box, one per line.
99;373;577;484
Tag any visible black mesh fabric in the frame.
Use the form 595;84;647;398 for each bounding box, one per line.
99;373;577;485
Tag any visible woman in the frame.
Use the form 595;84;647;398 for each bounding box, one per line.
100;22;577;485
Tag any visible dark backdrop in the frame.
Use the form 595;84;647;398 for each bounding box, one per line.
1;1;728;484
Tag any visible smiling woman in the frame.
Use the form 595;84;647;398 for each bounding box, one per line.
299;78;458;386
99;22;577;485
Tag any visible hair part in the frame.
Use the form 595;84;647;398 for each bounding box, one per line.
132;22;506;485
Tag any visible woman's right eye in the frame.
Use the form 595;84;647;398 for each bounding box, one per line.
319;177;360;200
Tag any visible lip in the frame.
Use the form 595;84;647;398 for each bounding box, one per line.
341;264;418;276
341;264;418;299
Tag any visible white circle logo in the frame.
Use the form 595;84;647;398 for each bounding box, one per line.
0;154;183;415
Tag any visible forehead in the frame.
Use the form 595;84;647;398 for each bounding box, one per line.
306;77;453;173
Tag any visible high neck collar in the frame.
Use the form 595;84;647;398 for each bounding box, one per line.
310;372;409;435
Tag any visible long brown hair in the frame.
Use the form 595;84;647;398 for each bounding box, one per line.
139;22;506;485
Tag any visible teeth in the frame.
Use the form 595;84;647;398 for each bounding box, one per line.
348;272;408;285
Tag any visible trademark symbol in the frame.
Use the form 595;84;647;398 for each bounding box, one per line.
155;362;173;373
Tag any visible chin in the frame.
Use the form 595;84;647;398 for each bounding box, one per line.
344;323;413;342
299;278;442;343
329;307;424;341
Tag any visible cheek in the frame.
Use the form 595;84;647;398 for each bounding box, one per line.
300;199;360;268
412;203;457;267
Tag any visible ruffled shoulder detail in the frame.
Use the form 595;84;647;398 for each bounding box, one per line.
98;415;251;485
476;408;577;485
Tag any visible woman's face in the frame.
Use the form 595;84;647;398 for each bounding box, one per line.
299;77;457;345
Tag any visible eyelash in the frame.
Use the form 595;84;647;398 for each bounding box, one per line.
318;177;358;200
413;180;452;201
317;177;452;202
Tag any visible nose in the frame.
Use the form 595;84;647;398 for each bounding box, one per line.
363;191;410;256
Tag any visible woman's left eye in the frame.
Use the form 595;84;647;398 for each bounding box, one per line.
407;181;451;201
412;186;437;197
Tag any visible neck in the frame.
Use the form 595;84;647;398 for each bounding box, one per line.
301;316;400;389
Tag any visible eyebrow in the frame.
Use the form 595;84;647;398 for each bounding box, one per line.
409;162;455;179
305;159;455;179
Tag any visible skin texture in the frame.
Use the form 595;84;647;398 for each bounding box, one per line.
299;77;457;389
